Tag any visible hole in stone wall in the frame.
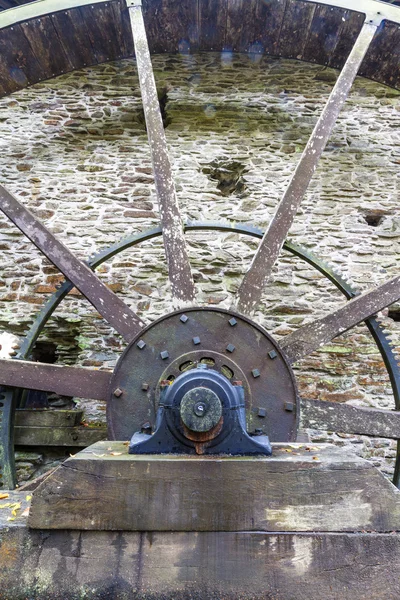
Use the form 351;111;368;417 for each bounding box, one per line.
135;86;171;130
364;212;385;227
388;308;400;322
203;159;247;197
30;341;58;364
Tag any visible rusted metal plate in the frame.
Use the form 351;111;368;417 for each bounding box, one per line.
0;359;111;399
0;185;145;341
282;273;400;363
235;21;375;317
129;3;195;307
107;308;299;442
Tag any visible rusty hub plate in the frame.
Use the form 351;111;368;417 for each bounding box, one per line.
107;308;299;442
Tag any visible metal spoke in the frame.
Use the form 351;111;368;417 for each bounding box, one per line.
0;359;111;400
128;0;196;307
281;274;400;364
0;184;145;342
0;389;16;489
235;21;376;316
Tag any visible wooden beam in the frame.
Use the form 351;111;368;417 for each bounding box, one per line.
301;398;400;439
14;424;107;446
15;409;84;427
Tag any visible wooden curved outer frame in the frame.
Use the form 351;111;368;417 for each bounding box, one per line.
0;0;398;97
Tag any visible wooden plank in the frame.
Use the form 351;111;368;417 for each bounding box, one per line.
359;19;398;81
363;20;400;88
225;0;287;55
15;409;84;428
329;9;364;69
302;4;347;66
79;2;124;63
28;441;400;531
277;0;316;60
21;15;74;79
0;23;47;92
3;523;400;599
50;8;98;70
142;0;199;54
198;0;228;52
111;0;134;57
14;425;107;446
301;398;400;439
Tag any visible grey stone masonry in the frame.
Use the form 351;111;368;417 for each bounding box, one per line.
0;52;398;480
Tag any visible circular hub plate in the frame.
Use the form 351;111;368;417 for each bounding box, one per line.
107;308;298;442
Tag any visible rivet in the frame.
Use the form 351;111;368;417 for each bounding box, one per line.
268;350;277;360
284;402;294;412
252;369;260;378
160;351;169;360
226;344;235;353
141;382;149;391
137;340;146;349
229;317;237;327
192;336;201;345
180;314;189;323
258;407;266;418
113;388;123;398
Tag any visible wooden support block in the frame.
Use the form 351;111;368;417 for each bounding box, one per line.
15;409;84;428
29;441;400;531
14;425;106;447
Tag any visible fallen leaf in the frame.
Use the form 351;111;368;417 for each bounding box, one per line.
110;451;122;456
0;493;9;500
312;456;319;461
69;453;76;458
107;446;112;451
11;503;21;516
123;441;129;446
21;507;30;517
25;495;32;502
7;517;15;522
285;449;292;453
93;453;105;458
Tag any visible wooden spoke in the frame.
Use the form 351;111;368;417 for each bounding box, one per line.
128;0;196;307
301;398;400;440
235;21;376;316
281;274;400;364
0;359;111;400
0;185;145;342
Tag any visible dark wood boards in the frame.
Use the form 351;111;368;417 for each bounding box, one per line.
198;0;228;52
301;398;400;439
3;523;400;599
277;0;316;60
21;15;73;79
79;2;125;63
225;0;287;55
28;441;400;531
143;0;199;54
0;23;47;94
15;409;84;427
50;8;98;70
302;4;348;66
329;9;364;69
360;20;400;88
14;424;106;446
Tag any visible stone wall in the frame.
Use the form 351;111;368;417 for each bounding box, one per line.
0;52;399;481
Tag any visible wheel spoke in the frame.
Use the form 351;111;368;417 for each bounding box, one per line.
0;359;111;400
0;185;145;342
128;0;196;307
281;274;400;364
235;21;376;316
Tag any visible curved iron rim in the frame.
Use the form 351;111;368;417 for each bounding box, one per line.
12;220;400;487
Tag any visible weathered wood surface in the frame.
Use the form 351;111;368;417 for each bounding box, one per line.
29;441;400;531
301;398;400;439
15;408;83;427
2;517;400;599
0;0;397;98
14;424;106;446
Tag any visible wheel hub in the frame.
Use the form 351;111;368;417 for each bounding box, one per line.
107;307;299;445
